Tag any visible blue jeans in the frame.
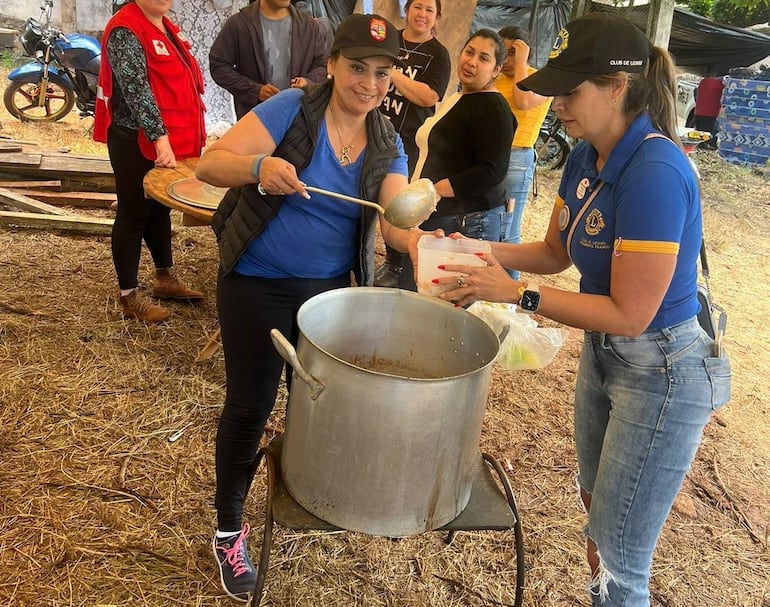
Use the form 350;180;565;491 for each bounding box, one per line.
574;317;731;606
398;206;507;291
502;147;536;280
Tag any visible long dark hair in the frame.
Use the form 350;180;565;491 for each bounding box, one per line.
462;28;506;67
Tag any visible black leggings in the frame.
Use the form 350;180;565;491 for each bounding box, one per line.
107;126;173;290
214;270;350;531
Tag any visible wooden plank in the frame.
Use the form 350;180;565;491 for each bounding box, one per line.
0;152;44;167
0;167;115;192
0;146;114;191
0;180;62;188
0;144;23;153
0;211;113;235
0;187;69;215
38;152;113;175
0;151;112;174
5;189;117;209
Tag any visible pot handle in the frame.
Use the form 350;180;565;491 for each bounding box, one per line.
269;329;325;400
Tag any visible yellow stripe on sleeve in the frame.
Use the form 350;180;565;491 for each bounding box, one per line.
614;238;679;255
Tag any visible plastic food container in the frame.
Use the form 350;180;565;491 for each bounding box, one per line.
416;235;491;296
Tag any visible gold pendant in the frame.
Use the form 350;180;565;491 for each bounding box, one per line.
339;145;352;166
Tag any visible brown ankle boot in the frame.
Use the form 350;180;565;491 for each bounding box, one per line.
119;290;170;322
152;267;203;301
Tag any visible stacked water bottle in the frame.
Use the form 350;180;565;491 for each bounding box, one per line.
717;72;770;167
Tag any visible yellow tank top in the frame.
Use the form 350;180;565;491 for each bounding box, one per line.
497;69;552;149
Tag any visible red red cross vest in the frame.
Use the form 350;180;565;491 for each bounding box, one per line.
93;2;206;161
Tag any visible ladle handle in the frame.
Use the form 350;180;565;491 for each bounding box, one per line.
305;185;385;214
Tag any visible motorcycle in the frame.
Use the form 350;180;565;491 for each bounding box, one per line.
535;109;575;171
4;0;101;122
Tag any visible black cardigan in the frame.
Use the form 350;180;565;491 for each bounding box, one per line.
416;91;516;217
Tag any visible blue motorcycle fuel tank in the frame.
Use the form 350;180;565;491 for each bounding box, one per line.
57;33;101;73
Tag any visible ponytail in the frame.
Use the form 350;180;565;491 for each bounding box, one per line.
636;47;680;147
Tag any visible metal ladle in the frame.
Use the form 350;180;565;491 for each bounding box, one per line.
305;178;437;229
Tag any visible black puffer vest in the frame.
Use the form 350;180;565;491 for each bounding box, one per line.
211;80;400;285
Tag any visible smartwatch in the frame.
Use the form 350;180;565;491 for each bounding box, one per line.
518;282;541;314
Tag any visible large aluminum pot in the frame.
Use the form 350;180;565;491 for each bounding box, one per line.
270;287;500;537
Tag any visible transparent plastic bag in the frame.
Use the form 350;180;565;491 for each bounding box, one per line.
468;301;569;370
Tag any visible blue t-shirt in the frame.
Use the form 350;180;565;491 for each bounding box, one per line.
234;88;408;278
556;113;701;330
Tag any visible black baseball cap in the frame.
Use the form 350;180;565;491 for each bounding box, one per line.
330;13;402;65
518;13;653;96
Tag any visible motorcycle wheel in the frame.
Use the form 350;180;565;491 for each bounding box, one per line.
535;131;570;171
4;73;76;122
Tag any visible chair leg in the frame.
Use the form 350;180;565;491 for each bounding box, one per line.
482;453;525;607
252;447;276;606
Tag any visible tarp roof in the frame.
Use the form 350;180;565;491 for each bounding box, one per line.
592;4;770;77
301;0;572;69
302;1;770;77
471;0;572;69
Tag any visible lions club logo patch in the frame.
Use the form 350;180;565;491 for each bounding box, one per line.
584;209;605;236
369;18;387;42
549;28;569;60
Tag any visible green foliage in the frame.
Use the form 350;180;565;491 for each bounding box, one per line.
682;0;770;27
712;0;770;27
0;48;15;70
684;0;715;16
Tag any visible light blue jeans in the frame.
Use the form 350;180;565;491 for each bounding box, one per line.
574;317;731;606
502;147;536;279
398;206;508;291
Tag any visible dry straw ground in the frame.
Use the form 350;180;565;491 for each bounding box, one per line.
1;90;769;606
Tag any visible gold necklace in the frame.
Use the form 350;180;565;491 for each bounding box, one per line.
328;106;364;166
401;36;429;61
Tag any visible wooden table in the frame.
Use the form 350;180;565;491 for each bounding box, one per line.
143;157;214;226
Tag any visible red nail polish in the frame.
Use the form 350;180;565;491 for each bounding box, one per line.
437;264;446;270
431;278;440;284
474;252;485;257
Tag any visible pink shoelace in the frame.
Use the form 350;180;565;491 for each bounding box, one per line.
217;523;252;578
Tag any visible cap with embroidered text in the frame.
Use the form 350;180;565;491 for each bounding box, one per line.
518;13;653;97
331;13;401;65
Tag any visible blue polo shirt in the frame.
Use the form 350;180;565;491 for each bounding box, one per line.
556;113;701;330
234;88;408;279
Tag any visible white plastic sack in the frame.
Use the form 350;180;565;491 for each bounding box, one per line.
468;301;568;370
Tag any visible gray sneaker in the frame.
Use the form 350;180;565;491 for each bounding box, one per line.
212;524;257;602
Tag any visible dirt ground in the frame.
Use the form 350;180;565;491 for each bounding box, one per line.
1;94;769;606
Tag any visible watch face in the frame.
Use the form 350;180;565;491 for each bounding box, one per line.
520;290;541;312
